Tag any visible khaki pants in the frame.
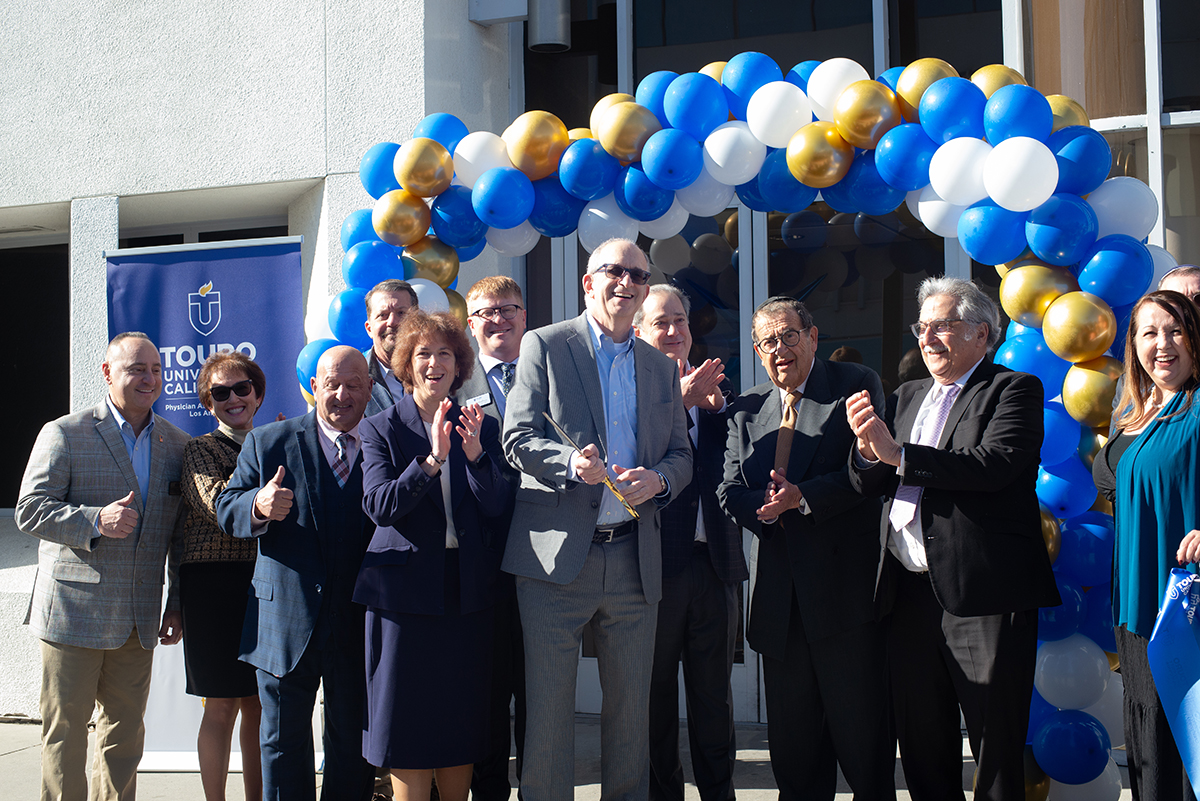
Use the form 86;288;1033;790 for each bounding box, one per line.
40;630;154;801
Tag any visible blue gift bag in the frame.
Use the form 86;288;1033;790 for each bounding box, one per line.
1147;568;1200;794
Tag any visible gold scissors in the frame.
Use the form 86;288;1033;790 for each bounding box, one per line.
542;412;640;520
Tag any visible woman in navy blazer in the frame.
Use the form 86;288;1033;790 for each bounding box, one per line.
353;310;514;801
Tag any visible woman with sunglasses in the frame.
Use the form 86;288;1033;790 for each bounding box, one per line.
180;351;267;801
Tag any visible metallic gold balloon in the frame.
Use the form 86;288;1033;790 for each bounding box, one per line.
1062;356;1123;427
971;64;1028;98
896;58;959;122
700;61;726;82
597;101;662;162
1024;745;1050;801
404;235;460;288
1040;508;1061;565
834;80;903;149
724;211;738;248
1077;427;1108;470
1091;492;1114;516
1000;250;1044;272
503;110;571;181
446;288;467;327
1042;292;1117;363
393;138;453;198
1106;651;1120;671
568;127;593;141
590;93;635;137
995;264;1010;280
1000;265;1080;327
1048;95;1090;133
786;121;855;189
372;189;431;248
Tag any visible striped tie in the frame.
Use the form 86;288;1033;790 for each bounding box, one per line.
889;383;961;531
333;433;351;487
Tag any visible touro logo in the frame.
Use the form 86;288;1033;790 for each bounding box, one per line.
188;281;221;336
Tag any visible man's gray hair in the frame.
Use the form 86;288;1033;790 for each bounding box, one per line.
586;238;648;273
105;331;153;360
1160;265;1200;289
917;277;1001;350
633;284;690;328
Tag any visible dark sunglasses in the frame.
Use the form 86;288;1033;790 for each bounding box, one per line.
210;380;254;402
594;263;652;285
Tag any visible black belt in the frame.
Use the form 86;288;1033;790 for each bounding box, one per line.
593;520;637;543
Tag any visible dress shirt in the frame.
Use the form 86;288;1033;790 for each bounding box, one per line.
586;313;639;527
105;397;154;509
421;420;459;549
478;352;517;418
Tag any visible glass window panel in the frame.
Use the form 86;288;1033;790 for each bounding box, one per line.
1103;130;1149;182
890;0;1003;79
1164;128;1200;267
1162;0;1200;112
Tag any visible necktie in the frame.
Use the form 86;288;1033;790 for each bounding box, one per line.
333;433;351;487
499;363;517;397
773;390;802;478
889;383;961;531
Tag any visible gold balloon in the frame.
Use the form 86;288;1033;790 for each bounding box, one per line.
896;58;959;122
1078;427;1108;470
700;61;726;82
568;127;593;141
1000;265;1080;327
786;121;855;189
1048;94;1090;133
724;211;739;248
1091;492;1114;515
971;64;1028;98
372;189;431;248
597;101;661;162
995;263;1010;280
834;80;903;149
394;138;453;198
1024;745;1051;801
1042;292;1117;363
503;110;571;181
1001;250;1047;273
589;93;635;138
1062;356;1123;427
1040;508;1061;565
446;288;467;327
1106;651;1120;671
403;235;460;288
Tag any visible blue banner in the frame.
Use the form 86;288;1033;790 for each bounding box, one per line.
106;238;307;437
1147;567;1200;795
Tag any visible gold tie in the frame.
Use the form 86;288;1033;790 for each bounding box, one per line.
774;390;802;478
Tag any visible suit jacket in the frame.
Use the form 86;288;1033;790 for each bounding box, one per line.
501;313;693;604
216;411;375;677
16;402;189;650
718;360;884;658
849;360;1060;618
353;393;513;616
660;381;748;585
365;348;396;418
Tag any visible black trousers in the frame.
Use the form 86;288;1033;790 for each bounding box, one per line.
470;589;526;801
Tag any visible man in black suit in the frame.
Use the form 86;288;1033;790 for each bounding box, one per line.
718;297;893;801
363;279;418;417
846;277;1060;801
458;275;527;801
633;285;748;801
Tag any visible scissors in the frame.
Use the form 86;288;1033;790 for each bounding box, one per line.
542;412;640;520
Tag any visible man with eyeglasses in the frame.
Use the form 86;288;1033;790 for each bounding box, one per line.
503;237;692;801
716;297;893;801
846;277;1059;801
363;279;418;417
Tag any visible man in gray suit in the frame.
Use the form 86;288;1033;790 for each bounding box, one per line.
503;238;692;801
363;278;417;417
17;331;190;801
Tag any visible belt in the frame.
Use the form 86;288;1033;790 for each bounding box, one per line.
593;520;637;543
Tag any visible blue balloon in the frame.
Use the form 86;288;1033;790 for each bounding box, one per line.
641;128;704;191
819;175;859;214
1076;234;1154;307
877;66;905;92
340;209;379;252
785;60;821;93
342;240;402;290
296;338;340;393
1033;710;1111;785
1080;582;1117;651
664;72;730;142
613;164;675;222
983;84;1053;144
679;215;721;246
1043;402;1082;467
1027;687;1057;745
735;175;773;212
958;200;1030;266
722;52;783;119
1057;512;1115;587
1036;457;1097;520
636;70;680;128
781;211;828;253
430;185;487;248
918;77;987;143
472;167;535;230
995;331;1071;395
1007;319;1034;340
1039;574;1086;641
875;123;939;191
529;174;588;237
328;288;371;351
1026;194;1100;266
558;139;622;201
834;151;905;216
456;238;486;263
759;149;820;212
412;113;469;155
1048;126;1112;197
1109;302;1134;362
359;142;402;200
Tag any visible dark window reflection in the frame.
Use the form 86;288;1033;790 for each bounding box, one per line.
890;0;1002;80
1162;0;1200;112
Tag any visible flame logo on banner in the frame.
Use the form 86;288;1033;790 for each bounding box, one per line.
188;282;222;336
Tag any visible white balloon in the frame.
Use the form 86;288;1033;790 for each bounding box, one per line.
983;137;1059;212
917;184;967;238
928;137;993;207
649;235;690;274
702;121;767;187
407;278;450;313
1048;758;1122;801
1035;633;1110;711
578;194;639;253
639;196;689;240
905;187;925;221
1088;176;1160;240
806;58;870;122
676;165;736;217
746;81;813;148
1081;671;1124;749
1148;244;1180;288
486;220;541;257
452;131;512;189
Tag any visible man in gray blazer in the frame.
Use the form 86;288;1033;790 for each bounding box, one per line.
363;278;417;417
17;332;190;801
503;238;692;801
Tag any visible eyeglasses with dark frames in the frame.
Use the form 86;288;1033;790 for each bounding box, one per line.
470;304;524;322
593;263;652;286
910;319;963;338
755;328;806;354
209;380;254;402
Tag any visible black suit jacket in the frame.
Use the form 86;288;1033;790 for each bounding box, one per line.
718;359;884;660
849;360;1060;618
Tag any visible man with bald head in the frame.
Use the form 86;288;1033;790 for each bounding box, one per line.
218;345;376;801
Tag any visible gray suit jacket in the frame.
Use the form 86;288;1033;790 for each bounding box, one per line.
364;347;396;418
501;313;692;604
17;402;189;649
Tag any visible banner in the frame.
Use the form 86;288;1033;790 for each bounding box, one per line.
1147;567;1200;795
106;237;308;435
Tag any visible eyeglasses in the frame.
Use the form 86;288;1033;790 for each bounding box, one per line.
210;380;254;402
470;304;524;322
910;319;962;338
594;263;652;286
755;328;806;354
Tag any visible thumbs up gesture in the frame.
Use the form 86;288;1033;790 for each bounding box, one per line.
98;491;139;538
254;466;294;522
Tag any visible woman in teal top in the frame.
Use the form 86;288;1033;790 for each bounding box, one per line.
1094;289;1200;801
